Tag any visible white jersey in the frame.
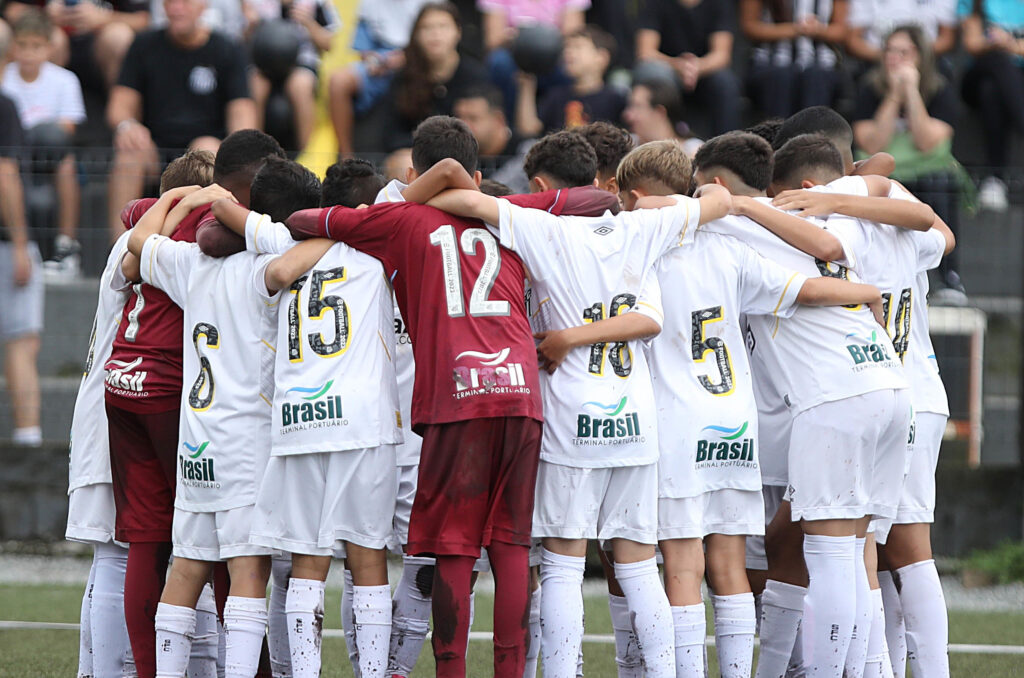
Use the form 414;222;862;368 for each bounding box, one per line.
374;179;421;465
651;230;807;499
495;195;701;468
815;177;948;415
246;213;402;455
140;234;279;512
703;203;906;415
68;232;131;492
746;315;792;487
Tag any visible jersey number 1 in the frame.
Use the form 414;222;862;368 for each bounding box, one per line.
429;225;510;318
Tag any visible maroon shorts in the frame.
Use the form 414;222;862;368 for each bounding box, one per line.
106;402;179;543
408;416;542;558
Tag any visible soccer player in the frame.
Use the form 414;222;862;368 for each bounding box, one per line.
104;129;285;678
575;120;635;195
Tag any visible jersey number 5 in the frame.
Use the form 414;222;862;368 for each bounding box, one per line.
189;322;219;412
429;225;510;318
692;306;734;396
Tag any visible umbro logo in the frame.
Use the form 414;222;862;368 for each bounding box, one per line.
593;226;614;236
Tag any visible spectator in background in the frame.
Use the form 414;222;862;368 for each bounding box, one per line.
4;0;150;93
847;0;957;66
586;0;637;72
740;0;849;119
2;9;86;279
380;2;488;152
623;79;703;157
454;84;532;192
149;0;247;40
636;0;741;136
327;0;431;157
959;0;1024;212
246;0;340;150
853;24;966;295
0;82;41;447
105;0;254;239
479;0;589;119
515;24;625;138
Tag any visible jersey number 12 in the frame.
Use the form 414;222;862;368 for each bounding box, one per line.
429;225;510;318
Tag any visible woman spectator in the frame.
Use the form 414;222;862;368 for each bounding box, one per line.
853;24;966;296
846;0;957;66
959;0;1024;211
740;0;849;118
623;80;703;157
381;2;488;152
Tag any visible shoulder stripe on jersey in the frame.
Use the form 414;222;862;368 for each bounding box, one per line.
677;198;692;246
377;330;392;362
637;300;664;321
548;189;563;213
773;272;802;317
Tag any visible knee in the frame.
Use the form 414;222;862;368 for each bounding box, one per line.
285;69;316;99
96;21;135;61
329;65;361;97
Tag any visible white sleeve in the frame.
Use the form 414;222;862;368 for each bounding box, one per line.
496;198;563;280
245;211;297;255
374;179;408;204
139;234;197;307
913;228;946;273
631;274;664;331
815;175;870;197
250;253;284;301
846;0;872;28
60;69;86;124
934;0;957;25
107;234;133;292
644;194;702;257
822;215;869;271
737;243;808;320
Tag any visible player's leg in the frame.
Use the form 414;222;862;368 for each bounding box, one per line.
188;583;219;678
539;537;588;678
844;526;875;678
285;554;331;678
284;68;317;150
223;555;272;678
522;559;543;678
267;555;293;678
660;536;706;678
756;496;808;678
876;545;906;678
156;557;215;678
346;543;391;677
77;550;97;678
389;463;433;677
706;533;756;678
91;540;132;678
486;540;532;678
598;547;641;678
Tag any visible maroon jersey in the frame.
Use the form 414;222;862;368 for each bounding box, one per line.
104;205;211;413
288;201;544;430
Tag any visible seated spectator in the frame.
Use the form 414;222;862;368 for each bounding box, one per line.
959;0;1024;212
246;0;340;150
479;0;588;119
2;9;86;278
636;0;741;136
515;24;625;138
327;0;430;156
5;0;149;92
454;84;532;192
623;80;703;157
379;2;488;153
740;0;849;119
105;0;254;239
853;24;965;294
847;0;956;66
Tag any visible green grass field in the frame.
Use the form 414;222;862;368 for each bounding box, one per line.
1;584;1022;677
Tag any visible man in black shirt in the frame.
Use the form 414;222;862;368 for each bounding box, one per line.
636;0;742;136
105;0;254;238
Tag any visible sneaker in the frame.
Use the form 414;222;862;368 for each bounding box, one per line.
978;176;1009;212
930;270;968;306
42;234;82;282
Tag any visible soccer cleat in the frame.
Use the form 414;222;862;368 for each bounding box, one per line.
977;176;1009;212
42;234;82;282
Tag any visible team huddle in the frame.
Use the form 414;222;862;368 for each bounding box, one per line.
65;106;953;678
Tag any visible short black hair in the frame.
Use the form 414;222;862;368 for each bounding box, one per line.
321;158;385;208
523;130;598;188
213;129;286;183
412;115;479;175
694;132;774;191
567;24;617;63
250;157;322;223
744;118;785;146
479;179;512;196
773;106;853;152
454;84;504;112
575;122;633;179
772;134;845;189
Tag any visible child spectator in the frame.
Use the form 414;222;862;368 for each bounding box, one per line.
515;25;625;138
2;8;86;278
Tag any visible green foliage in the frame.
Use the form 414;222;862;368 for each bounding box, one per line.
964;540;1024;585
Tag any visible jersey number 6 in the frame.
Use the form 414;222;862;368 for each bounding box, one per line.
189;322;219;411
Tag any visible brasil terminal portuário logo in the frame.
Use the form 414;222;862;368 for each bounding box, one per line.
286;379;335;400
282;379;345;427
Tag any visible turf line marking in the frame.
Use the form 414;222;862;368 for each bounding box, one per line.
2;620;1022;654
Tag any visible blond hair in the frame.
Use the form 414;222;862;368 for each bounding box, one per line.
160;150;216;193
616;140;692;196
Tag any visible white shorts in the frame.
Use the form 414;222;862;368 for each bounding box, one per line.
786;388;912;522
251;446;397;557
0;241;43;341
173;505;273;561
532;461;658;544
744;484;787;570
66;483;117;545
758;402;794;487
390;463;418;552
657;488;765;541
874;412;946;543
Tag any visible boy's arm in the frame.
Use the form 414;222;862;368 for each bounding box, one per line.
852;152;895;177
123;186;197;280
534;313;662;374
733;195;844;261
425;189;500;226
772;188;935;231
400;158;480;204
162;184;235;236
694;183;731;225
210;197;251;237
196;219;246;258
797;277;885;326
264;238;336;293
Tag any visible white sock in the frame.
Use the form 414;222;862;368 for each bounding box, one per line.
12;425;42;446
539;549;585;678
91;542;132;677
865;588;895;678
802;534;857;678
609;593;642;677
614;558;674;678
787;623;806;678
754;592;763;636
897;559;949;678
671;604;705;678
712;592;756;678
878;571;906;678
468;590;477;631
154;602;196;678
286;578;326;678
223;596;267;678
189;585;219;678
844;538;872;678
523;586;542;678
78;556;96;678
754;580;805;678
389;555;433;676
353;585;391;678
268;557;292;678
